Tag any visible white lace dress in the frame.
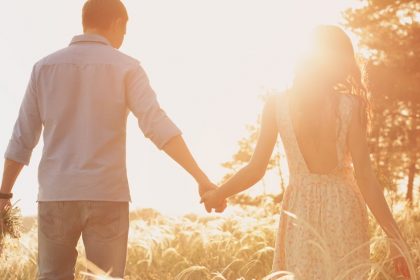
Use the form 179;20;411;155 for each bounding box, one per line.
272;93;370;279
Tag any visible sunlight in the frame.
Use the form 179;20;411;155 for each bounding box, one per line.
1;1;418;279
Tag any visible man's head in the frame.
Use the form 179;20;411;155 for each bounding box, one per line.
82;0;128;49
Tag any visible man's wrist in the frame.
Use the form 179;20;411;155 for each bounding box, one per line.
0;192;13;199
195;172;210;185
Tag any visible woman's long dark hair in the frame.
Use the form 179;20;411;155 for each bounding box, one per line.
291;25;371;138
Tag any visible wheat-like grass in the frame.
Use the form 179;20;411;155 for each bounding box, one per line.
0;199;418;280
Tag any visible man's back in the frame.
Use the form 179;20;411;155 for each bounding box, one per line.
1;2;217;278
5;34;181;201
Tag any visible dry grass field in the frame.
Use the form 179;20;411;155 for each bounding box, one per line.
0;195;419;280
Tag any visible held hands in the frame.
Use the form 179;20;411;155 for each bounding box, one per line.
200;188;226;213
198;180;227;213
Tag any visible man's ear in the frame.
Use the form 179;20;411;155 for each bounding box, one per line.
107;18;120;32
115;18;127;32
108;19;118;32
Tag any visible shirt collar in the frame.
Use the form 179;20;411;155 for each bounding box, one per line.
70;34;111;46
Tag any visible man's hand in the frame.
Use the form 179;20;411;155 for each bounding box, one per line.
198;180;227;213
200;186;227;213
160;136;227;212
0;198;11;213
198;180;216;197
1;159;24;212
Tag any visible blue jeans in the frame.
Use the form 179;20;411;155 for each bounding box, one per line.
37;201;129;280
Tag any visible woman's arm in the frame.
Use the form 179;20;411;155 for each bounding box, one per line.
348;100;403;240
162;135;226;213
202;96;279;207
348;100;410;278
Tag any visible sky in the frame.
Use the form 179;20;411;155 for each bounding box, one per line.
0;0;358;216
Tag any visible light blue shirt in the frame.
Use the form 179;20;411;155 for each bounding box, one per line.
5;34;182;202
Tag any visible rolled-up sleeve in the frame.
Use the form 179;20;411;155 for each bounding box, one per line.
125;64;182;149
5;66;42;165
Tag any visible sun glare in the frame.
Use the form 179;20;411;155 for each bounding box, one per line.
1;1;418;279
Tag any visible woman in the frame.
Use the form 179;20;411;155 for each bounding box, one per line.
201;25;411;279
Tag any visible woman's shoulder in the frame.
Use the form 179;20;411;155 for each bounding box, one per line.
266;89;291;106
261;90;288;117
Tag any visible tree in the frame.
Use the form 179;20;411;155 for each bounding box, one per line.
344;0;420;202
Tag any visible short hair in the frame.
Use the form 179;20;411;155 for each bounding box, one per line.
82;0;128;30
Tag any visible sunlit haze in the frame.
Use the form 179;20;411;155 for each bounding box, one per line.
0;0;358;216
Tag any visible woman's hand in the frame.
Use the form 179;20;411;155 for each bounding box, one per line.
390;243;411;279
197;180;226;213
200;189;226;213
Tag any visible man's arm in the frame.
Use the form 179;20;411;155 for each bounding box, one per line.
125;64;225;212
1;66;42;211
162;135;211;190
0;159;24;211
162;135;226;213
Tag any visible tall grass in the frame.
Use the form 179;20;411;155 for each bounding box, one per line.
0;196;418;280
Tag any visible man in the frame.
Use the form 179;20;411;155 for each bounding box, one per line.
0;0;225;279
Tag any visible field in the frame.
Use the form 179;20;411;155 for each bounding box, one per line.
0;195;419;280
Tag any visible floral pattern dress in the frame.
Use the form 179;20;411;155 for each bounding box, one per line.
272;93;370;279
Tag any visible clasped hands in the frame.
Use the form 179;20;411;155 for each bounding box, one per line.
198;181;227;213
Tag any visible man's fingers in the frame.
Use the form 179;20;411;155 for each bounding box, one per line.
0;201;11;213
199;182;218;195
200;193;209;204
205;204;212;213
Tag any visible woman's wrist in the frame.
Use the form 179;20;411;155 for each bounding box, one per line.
215;185;228;201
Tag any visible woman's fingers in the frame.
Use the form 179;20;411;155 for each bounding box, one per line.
394;256;410;279
401;260;410;279
215;200;227;213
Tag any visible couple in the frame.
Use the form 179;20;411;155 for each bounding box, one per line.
0;0;412;279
